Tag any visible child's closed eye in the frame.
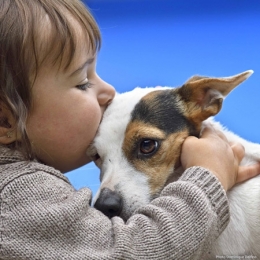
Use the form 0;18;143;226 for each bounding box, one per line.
76;81;93;91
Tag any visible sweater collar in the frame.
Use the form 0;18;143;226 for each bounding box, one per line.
0;145;27;164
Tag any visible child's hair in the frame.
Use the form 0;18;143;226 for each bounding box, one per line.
0;0;101;159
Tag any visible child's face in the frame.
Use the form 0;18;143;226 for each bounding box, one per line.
26;26;115;173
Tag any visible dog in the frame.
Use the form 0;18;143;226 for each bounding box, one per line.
88;70;260;257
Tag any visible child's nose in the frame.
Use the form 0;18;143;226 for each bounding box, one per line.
98;80;115;106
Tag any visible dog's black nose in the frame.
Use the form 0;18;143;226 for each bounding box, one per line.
94;188;123;218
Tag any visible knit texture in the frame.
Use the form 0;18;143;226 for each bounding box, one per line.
0;146;229;259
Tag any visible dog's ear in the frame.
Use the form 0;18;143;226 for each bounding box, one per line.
177;70;253;124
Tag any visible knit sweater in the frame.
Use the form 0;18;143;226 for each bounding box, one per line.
0;146;229;260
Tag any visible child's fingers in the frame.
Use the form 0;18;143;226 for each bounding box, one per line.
229;142;245;164
236;163;260;183
200;124;216;138
201;124;228;142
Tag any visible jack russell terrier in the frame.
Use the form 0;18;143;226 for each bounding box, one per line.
88;70;260;257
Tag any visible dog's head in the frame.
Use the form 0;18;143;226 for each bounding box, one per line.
89;70;253;220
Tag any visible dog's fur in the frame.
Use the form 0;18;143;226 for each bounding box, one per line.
89;70;260;257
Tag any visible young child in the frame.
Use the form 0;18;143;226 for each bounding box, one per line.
0;0;259;259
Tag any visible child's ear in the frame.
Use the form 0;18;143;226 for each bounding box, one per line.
177;70;253;125
0;104;18;144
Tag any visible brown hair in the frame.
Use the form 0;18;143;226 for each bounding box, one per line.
0;0;101;158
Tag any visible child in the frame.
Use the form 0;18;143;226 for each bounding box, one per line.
0;0;259;259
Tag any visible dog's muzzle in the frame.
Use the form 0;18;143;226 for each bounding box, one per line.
94;188;123;218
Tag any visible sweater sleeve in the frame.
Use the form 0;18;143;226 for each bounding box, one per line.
0;166;229;260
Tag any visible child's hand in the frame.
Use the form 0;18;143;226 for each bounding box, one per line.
180;125;260;191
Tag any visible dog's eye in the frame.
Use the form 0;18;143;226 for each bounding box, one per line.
140;139;158;155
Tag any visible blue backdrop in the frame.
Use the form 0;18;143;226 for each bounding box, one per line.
65;0;260;195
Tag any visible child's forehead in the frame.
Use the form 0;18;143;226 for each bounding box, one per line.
34;10;98;73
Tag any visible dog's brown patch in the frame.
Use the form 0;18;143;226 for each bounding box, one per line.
123;120;189;195
141;89;164;102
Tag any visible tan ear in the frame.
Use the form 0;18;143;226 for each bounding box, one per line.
0;105;18;144
177;70;253;124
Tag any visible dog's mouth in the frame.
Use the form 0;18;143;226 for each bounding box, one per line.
86;145;102;168
92;153;101;168
92;153;100;162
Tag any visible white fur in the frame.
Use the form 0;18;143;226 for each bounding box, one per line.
92;86;260;258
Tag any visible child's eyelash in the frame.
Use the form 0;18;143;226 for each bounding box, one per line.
76;81;93;90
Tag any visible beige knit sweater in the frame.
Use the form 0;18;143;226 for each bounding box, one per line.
0;146;229;259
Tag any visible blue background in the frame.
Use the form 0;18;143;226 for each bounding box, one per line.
65;0;260;195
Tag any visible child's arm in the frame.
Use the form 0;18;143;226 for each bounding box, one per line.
0;162;227;259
